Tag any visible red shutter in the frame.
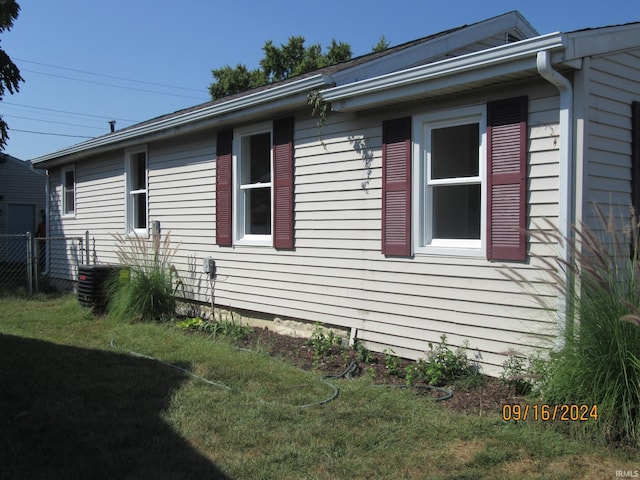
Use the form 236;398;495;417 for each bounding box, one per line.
216;129;233;246
382;117;412;256
487;96;528;261
273;117;295;249
632;102;640;218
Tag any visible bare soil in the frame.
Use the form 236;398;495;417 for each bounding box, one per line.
237;326;525;415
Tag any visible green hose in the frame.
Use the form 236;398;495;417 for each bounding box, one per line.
109;340;452;408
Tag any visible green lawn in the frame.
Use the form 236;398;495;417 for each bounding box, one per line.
0;294;637;479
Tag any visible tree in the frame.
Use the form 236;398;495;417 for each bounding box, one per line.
209;36;352;100
372;35;390;53
0;0;24;151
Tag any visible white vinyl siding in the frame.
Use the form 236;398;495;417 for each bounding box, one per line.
45;85;560;376
582;49;640;235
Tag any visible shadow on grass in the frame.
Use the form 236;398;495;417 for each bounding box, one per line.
0;334;231;480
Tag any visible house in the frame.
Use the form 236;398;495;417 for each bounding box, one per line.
0;153;46;237
31;11;640;374
0;153;46;261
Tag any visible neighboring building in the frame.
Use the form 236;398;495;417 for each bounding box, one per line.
0;153;46;238
31;11;640;374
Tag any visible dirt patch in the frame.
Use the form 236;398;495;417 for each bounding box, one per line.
236;326;525;415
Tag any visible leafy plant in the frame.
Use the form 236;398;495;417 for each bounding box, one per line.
500;354;532;395
405;335;476;386
353;337;374;364
199;317;253;343
308;323;340;357
106;231;182;322
307;324;343;368
384;348;402;377
175;317;204;330
500;352;550;396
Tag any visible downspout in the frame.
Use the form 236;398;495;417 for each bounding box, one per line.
43;169;50;275
536;50;574;342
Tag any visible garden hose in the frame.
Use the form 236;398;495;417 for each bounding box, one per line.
376;383;453;402
108;340;453;408
109;338;338;408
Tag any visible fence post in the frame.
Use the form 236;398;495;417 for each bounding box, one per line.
85;231;90;265
26;232;33;295
34;235;39;293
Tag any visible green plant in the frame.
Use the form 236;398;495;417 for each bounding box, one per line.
506;205;640;445
500;354;533;396
353;337;374;363
106;231;182;322
384;348;402;377
308;89;329;130
175;317;204;330
199;317;253;343
308;323;340;357
405;335;476;386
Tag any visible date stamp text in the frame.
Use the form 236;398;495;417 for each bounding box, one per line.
501;403;598;422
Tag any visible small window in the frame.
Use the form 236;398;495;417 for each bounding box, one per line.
62;166;75;216
234;124;272;243
125;147;148;235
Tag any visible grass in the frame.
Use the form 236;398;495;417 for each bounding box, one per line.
1;294;639;479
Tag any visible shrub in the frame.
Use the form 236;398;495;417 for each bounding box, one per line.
508;206;640;445
107;231;182;322
499;353;548;396
405;335;477;386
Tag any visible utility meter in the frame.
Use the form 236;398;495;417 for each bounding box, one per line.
203;257;216;278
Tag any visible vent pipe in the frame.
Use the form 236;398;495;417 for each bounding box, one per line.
109;120;116;133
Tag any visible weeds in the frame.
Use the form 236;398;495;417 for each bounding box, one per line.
175;315;253;343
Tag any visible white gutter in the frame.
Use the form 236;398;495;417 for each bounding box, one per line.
536;50;574;340
322;33;572;110
32;74;331;166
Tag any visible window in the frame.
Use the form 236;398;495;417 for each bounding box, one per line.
61;166;75;216
414;106;486;254
125;147;148;235
216;118;294;249
235;126;272;242
382;96;527;261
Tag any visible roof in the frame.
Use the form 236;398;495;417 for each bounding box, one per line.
32;11;640;169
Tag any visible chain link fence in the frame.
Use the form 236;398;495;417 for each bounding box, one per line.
0;233;90;294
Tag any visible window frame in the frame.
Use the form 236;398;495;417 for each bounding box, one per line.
124;146;149;237
61;165;76;217
232;122;273;245
412;105;487;256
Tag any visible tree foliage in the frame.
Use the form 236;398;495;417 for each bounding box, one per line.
371;35;390;53
0;0;24;151
209;36;352;100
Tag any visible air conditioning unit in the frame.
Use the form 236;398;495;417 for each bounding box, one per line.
78;264;125;313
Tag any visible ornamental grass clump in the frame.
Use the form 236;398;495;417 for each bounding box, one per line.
511;206;640;446
107;231;182;322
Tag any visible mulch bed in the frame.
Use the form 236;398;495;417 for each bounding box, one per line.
236;326;525;415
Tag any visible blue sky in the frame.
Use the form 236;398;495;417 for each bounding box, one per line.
3;0;639;161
